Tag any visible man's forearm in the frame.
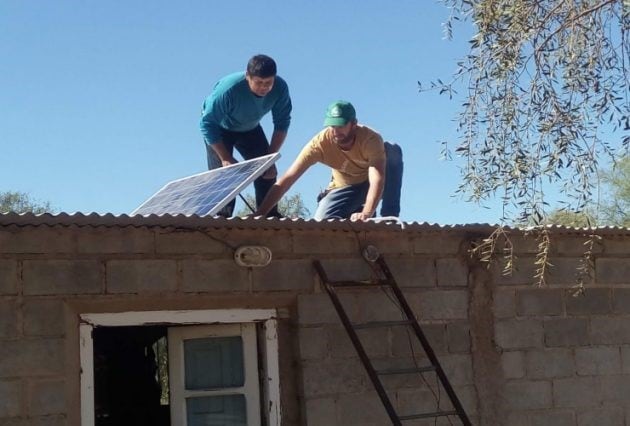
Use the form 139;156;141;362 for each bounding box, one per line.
210;141;236;164
362;184;384;216
269;130;288;154
355;163;385;220
255;183;286;216
255;161;306;216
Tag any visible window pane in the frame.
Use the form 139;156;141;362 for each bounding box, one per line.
184;336;244;390
186;394;246;426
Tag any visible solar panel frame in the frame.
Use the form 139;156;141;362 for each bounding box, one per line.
131;153;280;217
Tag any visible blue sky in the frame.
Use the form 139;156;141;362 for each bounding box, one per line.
1;0;509;224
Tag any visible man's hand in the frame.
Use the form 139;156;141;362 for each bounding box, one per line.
221;158;237;168
211;141;237;168
262;164;277;179
350;212;372;222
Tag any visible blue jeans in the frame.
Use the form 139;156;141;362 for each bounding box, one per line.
205;125;279;217
314;141;403;220
314;181;370;220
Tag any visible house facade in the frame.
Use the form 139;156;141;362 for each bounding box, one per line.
1;212;630;425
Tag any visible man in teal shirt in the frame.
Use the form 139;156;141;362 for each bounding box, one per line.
200;54;292;217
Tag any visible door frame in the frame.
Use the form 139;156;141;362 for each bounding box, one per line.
79;309;281;426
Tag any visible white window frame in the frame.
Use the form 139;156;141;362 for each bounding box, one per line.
168;323;260;426
79;309;280;426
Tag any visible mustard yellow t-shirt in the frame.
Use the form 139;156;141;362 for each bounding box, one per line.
296;124;385;189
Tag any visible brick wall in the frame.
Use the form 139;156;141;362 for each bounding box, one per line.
490;234;630;426
0;222;629;425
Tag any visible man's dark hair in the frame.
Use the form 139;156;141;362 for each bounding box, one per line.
246;54;277;78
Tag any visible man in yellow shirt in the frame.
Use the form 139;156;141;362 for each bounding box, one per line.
255;100;387;221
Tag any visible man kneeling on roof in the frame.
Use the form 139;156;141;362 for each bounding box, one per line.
255;100;403;221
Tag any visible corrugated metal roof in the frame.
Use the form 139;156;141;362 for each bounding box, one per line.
1;212;629;236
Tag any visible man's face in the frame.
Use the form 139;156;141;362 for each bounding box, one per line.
246;74;275;97
329;121;357;149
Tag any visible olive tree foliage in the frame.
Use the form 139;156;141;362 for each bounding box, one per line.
426;0;629;224
599;154;630;226
479;156;630;290
0;191;54;214
542;155;630;227
542;208;597;227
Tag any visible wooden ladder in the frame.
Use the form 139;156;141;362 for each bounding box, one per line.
313;254;472;425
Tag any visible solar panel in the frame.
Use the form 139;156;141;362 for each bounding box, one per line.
131;153;280;216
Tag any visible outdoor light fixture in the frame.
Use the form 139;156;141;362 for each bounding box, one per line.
362;245;380;263
234;245;272;267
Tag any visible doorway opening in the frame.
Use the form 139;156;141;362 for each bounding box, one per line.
93;325;170;426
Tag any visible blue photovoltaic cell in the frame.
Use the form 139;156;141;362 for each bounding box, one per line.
131;153;280;216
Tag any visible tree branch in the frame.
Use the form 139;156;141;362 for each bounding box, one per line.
535;0;618;56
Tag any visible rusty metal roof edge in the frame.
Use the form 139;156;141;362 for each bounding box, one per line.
0;212;629;235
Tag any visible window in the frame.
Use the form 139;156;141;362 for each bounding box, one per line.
168;324;260;426
80;310;280;426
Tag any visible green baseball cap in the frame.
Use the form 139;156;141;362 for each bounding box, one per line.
323;100;356;127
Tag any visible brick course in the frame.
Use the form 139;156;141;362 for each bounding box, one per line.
553;377;602;408
504;380;553;410
252;259;314;291
544;318;589;347
0;299;18;338
436;257;469;287
28;380;65;416
77;228;154;254
0;228;75;254
597;258;630;284
496;319;544;349
516;288;564;316
565;288;611;315
22;300;65;337
525;348;575;379
575;346;621;376
386;256;436;288
0;379;22;417
590;317;630;345
0;260;18;295
22;261;102;296
181;259;249;292
0;339;64;377
106;259;177;293
409;289;469;320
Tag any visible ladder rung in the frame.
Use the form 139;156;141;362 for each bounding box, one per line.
376;366;436;375
328;279;391;288
399;410;458;420
352;319;413;329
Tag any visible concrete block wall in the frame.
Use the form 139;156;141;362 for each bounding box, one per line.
1;222;630;426
0;226;70;426
0;224;309;426
492;233;630;426
296;232;478;426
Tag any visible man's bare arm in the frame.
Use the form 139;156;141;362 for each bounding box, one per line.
255;159;309;216
263;130;288;179
269;130;288;154
351;158;386;221
210;141;237;167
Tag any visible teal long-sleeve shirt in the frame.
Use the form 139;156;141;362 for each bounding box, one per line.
200;72;292;145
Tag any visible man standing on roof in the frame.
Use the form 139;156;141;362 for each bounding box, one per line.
255;100;393;221
200;54;292;217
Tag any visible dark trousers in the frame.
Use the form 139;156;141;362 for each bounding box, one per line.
381;142;403;217
205;125;280;217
